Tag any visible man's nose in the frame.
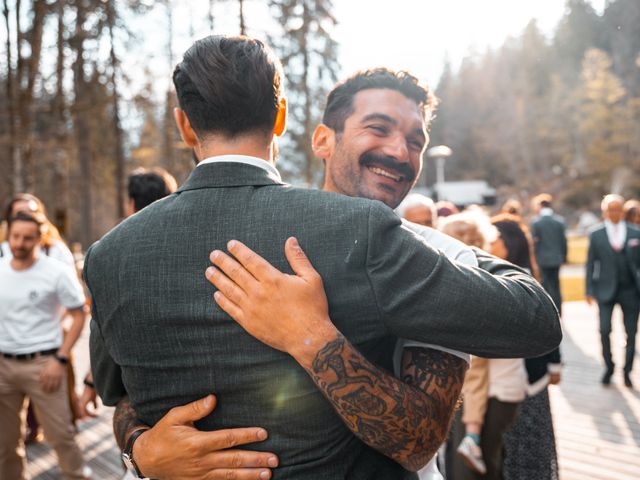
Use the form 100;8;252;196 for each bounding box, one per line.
381;134;409;162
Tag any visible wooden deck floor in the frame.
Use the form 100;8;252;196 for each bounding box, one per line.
25;301;640;479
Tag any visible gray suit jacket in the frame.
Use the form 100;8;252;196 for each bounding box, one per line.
85;162;560;479
586;224;640;302
532;213;567;268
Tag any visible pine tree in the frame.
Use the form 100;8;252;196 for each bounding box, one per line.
269;0;339;186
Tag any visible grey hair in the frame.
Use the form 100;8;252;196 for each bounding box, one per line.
601;194;625;211
396;193;436;219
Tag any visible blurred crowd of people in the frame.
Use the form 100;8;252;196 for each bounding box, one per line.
394;191;640;480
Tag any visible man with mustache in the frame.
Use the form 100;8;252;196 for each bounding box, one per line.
85;36;561;480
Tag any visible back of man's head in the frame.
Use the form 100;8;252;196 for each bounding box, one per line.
127;168;177;214
322;68;437;133
532;193;553;210
173;35;283;140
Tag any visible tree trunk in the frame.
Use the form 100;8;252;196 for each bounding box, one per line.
2;0;20;194
162;0;175;172
71;0;93;247
19;0;47;190
107;0;126;219
54;0;69;234
208;0;214;31
301;1;312;184
239;0;245;35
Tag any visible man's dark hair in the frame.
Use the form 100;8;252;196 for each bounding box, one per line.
172;35;283;139
128;168;176;212
533;193;553;209
322;68;437;133
8;211;45;233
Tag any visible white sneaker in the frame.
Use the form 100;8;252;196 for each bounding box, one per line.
457;435;487;474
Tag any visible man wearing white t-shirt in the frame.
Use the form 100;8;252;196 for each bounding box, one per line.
0;212;89;480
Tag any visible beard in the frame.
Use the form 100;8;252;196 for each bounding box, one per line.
10;248;32;260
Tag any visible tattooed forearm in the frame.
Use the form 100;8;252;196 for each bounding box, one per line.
113;395;149;451
306;335;467;471
401;347;467;467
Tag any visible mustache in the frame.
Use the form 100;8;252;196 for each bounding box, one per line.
360;153;416;181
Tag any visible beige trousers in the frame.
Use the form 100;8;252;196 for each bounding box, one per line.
461;356;490;425
0;355;86;480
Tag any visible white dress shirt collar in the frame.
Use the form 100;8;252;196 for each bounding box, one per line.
197;154;282;181
539;207;554;217
604;220;627;251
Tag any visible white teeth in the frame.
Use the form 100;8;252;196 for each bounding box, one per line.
368;166;401;181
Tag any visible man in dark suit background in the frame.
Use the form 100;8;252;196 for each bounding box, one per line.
531;193;568;315
85;36;561;479
586;194;640;388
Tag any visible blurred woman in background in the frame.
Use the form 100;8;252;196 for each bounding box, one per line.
624;199;640;226
491;214;561;480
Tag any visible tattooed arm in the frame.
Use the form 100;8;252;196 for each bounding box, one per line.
207;239;468;470
113;395;148;451
304;335;467;470
400;348;466;469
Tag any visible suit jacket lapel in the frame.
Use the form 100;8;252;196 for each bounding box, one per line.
177;162;285;193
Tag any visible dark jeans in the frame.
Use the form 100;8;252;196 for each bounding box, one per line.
598;286;640;374
540;266;562;316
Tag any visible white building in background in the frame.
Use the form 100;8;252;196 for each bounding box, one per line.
413;181;497;208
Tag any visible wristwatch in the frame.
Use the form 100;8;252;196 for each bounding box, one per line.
122;428;148;479
54;354;68;365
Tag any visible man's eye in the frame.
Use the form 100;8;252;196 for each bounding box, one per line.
368;125;388;134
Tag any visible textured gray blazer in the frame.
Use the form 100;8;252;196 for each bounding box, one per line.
85;162;560;479
532;213;568;268
586;224;640;302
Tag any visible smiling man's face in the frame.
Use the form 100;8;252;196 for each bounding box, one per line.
320;88;428;209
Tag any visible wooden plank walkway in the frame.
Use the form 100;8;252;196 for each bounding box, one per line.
550;301;640;480
25;301;640;479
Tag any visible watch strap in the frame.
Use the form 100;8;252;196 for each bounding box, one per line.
123;428;148;478
54;354;68;365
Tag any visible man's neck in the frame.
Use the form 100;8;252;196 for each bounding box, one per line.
11;253;38;271
196;134;276;166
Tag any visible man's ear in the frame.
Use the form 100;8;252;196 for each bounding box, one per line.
126;198;136;217
312;124;335;160
174;108;198;148
273;97;287;137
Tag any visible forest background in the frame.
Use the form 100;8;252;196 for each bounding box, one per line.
1;0;639;246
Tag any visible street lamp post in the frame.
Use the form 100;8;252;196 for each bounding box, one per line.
426;145;452;199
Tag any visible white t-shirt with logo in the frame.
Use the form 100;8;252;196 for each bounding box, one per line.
0;255;85;355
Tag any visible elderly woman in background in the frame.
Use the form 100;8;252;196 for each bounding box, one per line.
624;199;640;226
396;192;438;227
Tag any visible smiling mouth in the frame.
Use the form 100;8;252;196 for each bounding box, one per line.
367;166;403;182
